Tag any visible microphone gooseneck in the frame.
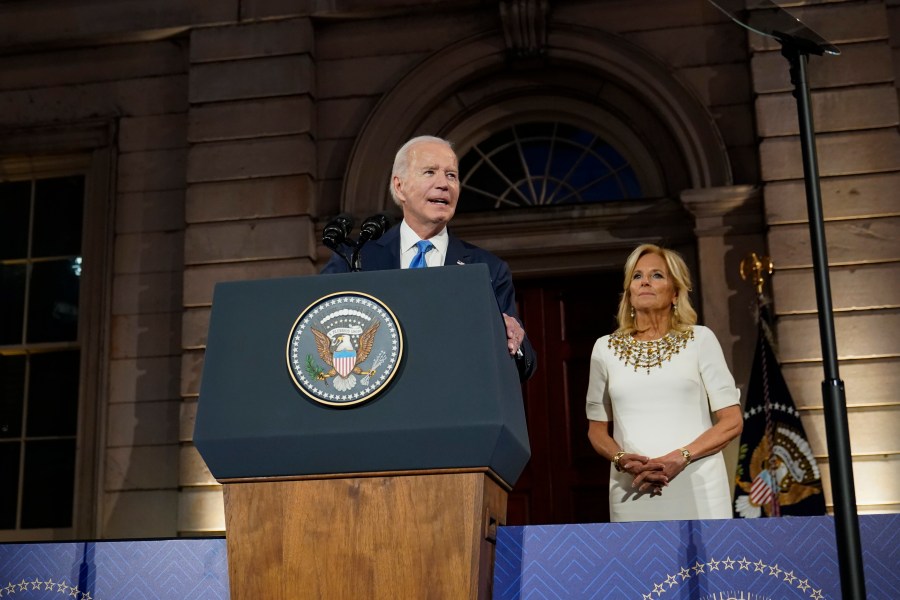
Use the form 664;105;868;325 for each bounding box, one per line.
352;214;393;271
323;213;395;272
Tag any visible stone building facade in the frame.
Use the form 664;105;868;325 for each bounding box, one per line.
0;0;896;540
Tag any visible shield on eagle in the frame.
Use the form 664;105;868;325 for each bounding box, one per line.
333;339;357;378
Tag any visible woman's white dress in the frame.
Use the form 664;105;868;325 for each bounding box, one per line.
586;325;741;522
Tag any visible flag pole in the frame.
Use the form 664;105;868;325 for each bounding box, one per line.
740;253;780;517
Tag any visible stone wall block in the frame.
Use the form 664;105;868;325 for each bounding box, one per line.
783;358;899;409
625;22;747;68
112;271;183;315
186;175;314;223
176;487;224;534
179;445;217;487
553;0;732;33
317;55;420;98
0;0;236;51
317;97;377;141
764;172;900;224
119;113;188;152
186;135;315;183
117;148;188;193
180;349;205;399
106;400;181;447
313;9;492;59
759;129;900;180
116;189;186;234
803;406;900;456
182;307;211;349
180;400;198;442
0;75;189;127
817;455;900;507
768;217;900;267
678;63;753;107
190;17;313;63
109;356;182;404
712;103;756;147
777;310;900;361
102;490;178;539
756;85;899;137
189;96;313;142
113;231;185;275
0;40;186;92
184;216;315;264
772;263;900;313
189;55;313;104
105;445;179;490
317;138;355;180
751;42;893;93
110;313;182;359
183;259;314;307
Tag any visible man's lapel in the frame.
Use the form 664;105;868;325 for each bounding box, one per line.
444;233;472;266
370;225;402;269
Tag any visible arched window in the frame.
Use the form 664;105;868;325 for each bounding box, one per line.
458;121;641;212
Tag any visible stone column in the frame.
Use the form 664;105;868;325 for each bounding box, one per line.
682;184;765;492
178;17;318;535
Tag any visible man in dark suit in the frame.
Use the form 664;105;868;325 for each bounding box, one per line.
322;135;536;381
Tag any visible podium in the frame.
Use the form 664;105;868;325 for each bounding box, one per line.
194;265;531;599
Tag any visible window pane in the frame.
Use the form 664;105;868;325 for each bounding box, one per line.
0;442;20;529
26;259;80;343
26;351;79;437
0;181;31;260
32;176;84;258
0;264;27;345
0;355;25;439
21;439;75;529
459;121;643;212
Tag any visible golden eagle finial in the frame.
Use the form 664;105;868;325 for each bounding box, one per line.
740;252;773;296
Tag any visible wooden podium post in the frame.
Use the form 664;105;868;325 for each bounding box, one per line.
194;267;530;600
222;470;507;599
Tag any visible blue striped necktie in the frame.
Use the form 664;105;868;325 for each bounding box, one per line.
409;240;434;269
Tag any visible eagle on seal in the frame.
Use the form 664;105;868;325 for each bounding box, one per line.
311;322;379;391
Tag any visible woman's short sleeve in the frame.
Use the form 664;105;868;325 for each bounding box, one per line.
586;337;613;421
696;326;741;411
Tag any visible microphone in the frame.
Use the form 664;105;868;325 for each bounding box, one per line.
351;213;394;272
322;214;355;251
357;213;392;243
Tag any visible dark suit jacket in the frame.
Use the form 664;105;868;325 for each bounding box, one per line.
321;224;536;381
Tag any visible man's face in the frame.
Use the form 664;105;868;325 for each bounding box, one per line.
393;141;460;233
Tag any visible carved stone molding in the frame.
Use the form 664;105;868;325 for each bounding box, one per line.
499;0;549;57
681;184;763;237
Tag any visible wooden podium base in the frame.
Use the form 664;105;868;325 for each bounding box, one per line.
222;469;508;600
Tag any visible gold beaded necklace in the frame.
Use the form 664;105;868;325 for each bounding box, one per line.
608;328;694;373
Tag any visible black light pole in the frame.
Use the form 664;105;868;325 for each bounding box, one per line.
779;35;866;600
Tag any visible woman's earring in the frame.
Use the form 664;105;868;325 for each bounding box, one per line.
630;306;635;319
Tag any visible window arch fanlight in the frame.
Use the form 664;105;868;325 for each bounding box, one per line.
459;121;641;212
445;95;667;213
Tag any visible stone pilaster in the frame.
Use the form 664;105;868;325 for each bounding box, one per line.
178;17;318;535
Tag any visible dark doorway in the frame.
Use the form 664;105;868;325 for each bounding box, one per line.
508;270;623;525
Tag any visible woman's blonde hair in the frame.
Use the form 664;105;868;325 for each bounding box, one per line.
615;243;697;334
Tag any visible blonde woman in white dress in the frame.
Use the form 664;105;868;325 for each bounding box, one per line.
586;244;743;522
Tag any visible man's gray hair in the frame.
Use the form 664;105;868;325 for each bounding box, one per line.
388;135;455;205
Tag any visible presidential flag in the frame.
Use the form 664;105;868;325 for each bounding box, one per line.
733;296;826;518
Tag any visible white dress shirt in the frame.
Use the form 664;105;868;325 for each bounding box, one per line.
399;220;449;269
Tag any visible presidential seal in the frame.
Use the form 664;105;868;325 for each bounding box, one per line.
286;292;402;407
